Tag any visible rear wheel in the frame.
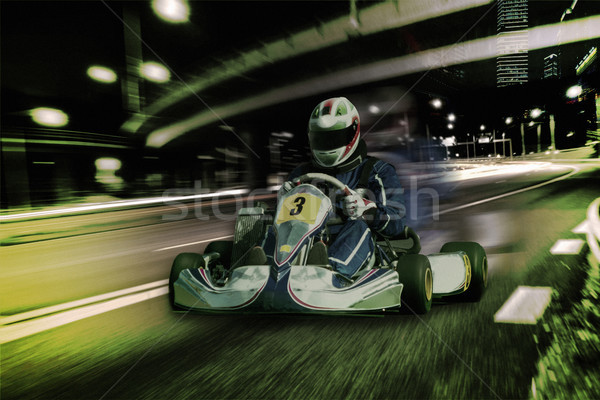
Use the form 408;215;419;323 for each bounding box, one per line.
440;242;487;301
396;254;433;314
169;253;205;309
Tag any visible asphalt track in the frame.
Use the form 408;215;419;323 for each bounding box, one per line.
1;158;599;399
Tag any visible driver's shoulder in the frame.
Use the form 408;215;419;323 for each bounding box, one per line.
360;156;395;182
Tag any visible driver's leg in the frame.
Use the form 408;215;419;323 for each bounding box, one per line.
327;219;374;279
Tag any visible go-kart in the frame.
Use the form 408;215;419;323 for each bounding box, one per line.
169;173;488;314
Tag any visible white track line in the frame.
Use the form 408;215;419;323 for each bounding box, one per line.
572;220;590;234
154;235;234;252
0;279;169;326
428;165;579;218
0;286;168;344
494;286;553;324
549;239;585;255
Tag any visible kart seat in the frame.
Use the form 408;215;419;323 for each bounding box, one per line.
375;226;421;258
307;240;329;266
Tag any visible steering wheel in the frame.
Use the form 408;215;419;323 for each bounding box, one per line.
293;173;352;225
294;173;350;194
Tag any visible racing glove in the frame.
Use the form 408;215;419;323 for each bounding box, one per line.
343;188;377;219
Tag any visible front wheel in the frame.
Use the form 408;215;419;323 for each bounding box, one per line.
396;254;433;314
440;242;488;302
169;253;205;309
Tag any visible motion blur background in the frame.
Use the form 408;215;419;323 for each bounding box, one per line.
2;0;599;210
3;2;600;399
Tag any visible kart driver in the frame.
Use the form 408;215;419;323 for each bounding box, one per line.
273;96;407;279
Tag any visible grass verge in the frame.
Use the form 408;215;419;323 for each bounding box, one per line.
531;251;600;399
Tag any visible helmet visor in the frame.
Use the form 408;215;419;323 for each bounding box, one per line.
308;125;357;151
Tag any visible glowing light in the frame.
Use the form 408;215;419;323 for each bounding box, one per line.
95;157;122;171
95;158;123;186
531;108;543;118
480;124;486;131
447;113;456;122
566;85;582;98
140;62;171;83
447;123;454;130
30;107;68;127
505;117;513;125
87;66;117;83
152;0;190;23
442;136;456;146
430;98;442;109
368;105;380;114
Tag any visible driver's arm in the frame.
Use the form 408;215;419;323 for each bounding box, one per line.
363;161;407;237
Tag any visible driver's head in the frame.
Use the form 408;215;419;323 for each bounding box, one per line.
308;97;360;168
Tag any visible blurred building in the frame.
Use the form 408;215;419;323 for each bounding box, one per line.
496;0;529;87
543;53;560;79
574;46;599;135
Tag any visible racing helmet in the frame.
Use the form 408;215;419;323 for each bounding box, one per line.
308;97;360;168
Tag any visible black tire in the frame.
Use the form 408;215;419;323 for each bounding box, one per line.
440;241;488;302
169;253;205;309
396;254;433;314
205;240;233;268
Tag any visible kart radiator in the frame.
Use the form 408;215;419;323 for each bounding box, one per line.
232;207;268;267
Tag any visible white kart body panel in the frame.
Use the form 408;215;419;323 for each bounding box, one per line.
428;252;470;296
288;266;403;310
174;266;270;310
173;264;403;312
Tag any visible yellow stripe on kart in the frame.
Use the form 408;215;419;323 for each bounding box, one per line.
276;193;323;225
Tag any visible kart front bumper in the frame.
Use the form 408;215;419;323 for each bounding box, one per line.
173;265;403;313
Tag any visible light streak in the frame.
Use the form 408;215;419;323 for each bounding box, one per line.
0;189;249;221
154;235;234;252
147;16;600;147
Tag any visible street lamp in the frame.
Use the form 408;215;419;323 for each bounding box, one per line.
505;117;513;125
566;85;582;99
87;66;117;83
140;61;171;83
152;0;190;23
430;98;442;109
30;107;68;127
368;105;380;114
530;108;543;119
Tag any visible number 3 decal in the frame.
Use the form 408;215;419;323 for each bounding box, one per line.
290;196;306;216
